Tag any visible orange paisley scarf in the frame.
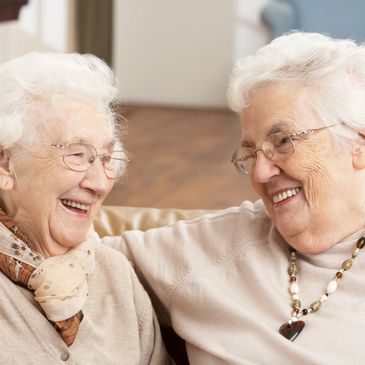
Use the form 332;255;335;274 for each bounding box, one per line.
0;208;94;346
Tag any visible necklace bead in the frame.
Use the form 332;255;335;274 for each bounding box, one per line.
289;282;299;294
310;300;321;312
356;237;365;249
342;258;353;271
326;280;337;294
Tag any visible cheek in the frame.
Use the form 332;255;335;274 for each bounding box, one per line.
291;145;330;206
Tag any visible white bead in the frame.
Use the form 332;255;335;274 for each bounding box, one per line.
291;316;298;322
326;280;337;294
292;294;299;300
320;294;328;302
289;282;299;294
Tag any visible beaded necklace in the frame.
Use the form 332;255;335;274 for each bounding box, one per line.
279;236;365;341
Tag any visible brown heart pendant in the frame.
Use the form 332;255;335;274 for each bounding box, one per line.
279;320;305;341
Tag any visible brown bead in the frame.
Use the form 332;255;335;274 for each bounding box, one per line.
342;259;353;271
290;277;297;282
356;237;365;249
11;243;19;249
335;271;343;279
310;300;321;312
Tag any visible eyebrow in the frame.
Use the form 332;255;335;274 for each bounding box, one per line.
67;138;116;150
240;122;290;147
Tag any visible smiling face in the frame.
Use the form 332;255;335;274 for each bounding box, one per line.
242;82;365;253
0;98;116;257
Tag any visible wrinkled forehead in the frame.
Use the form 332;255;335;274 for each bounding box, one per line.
240;83;316;144
23;96;115;149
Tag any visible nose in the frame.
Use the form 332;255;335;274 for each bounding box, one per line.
251;150;280;183
80;158;112;195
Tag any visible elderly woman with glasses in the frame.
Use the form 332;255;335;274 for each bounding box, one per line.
104;32;365;364
0;52;171;364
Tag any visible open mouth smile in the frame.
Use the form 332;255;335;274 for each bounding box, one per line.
272;188;301;204
61;199;90;214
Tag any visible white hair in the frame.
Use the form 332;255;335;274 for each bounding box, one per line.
227;32;365;144
0;52;122;149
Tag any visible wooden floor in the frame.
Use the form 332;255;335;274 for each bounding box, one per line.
104;105;258;209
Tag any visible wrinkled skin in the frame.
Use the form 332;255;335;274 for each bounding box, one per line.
0;98;115;257
241;82;365;253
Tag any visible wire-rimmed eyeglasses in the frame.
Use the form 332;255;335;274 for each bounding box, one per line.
231;124;339;175
51;143;129;179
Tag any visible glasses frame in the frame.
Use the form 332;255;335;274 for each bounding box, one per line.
51;143;129;179
231;124;339;175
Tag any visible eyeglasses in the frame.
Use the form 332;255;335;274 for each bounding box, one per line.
231;124;339;175
51;143;129;179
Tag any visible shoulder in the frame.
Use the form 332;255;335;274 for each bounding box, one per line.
122;199;273;266
91;237;153;321
125;199;271;243
93;238;131;270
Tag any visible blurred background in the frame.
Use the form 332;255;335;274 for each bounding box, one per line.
1;0;363;209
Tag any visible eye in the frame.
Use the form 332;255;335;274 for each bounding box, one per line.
236;148;255;161
270;133;294;154
64;144;90;165
276;134;292;146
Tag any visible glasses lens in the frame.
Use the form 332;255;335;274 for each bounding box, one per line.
232;148;255;175
63;143;93;171
264;132;294;158
104;150;128;179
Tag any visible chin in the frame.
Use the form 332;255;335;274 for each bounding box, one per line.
53;229;89;250
275;222;304;244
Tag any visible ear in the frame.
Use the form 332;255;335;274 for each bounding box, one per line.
352;130;365;170
0;150;15;190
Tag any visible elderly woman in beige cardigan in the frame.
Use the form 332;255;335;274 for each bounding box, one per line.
104;32;365;365
0;52;171;364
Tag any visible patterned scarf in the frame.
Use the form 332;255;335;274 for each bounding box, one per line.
0;208;95;346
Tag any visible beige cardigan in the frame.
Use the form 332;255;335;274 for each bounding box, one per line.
103;200;365;365
0;241;171;364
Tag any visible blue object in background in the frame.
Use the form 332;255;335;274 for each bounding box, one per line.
261;0;365;42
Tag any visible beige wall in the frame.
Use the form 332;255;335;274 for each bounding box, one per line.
113;0;271;108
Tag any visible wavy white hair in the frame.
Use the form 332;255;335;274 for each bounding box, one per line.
0;52;122;149
227;32;365;144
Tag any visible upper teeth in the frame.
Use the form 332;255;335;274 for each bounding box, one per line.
272;188;300;204
61;200;90;211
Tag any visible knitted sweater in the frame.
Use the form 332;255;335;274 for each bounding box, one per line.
103;200;365;365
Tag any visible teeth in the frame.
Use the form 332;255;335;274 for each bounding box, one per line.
272;188;300;204
61;200;90;211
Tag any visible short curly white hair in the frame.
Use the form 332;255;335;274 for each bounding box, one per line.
228;32;365;144
0;52;122;149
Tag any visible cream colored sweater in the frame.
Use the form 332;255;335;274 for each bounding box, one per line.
103;200;365;365
0;242;171;365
